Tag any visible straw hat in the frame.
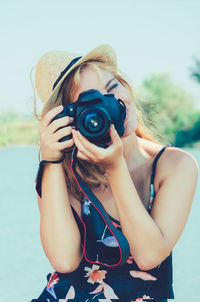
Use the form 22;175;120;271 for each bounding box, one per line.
35;44;119;112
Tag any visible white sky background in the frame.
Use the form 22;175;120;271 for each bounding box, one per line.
1;0;200;115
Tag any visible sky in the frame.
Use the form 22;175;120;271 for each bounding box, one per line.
1;0;200;115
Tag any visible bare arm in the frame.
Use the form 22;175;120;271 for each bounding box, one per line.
70;125;198;271
106;149;199;271
38;162;83;273
36;106;83;273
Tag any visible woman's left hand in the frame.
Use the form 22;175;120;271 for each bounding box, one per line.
72;124;124;171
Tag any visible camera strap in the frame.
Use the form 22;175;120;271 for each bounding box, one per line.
70;145;130;267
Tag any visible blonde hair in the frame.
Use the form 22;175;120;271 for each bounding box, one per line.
33;60;161;201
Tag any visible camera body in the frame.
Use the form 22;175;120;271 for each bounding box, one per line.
52;89;127;147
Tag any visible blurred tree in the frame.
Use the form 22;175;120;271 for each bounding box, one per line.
175;111;200;147
135;73;199;146
190;57;200;84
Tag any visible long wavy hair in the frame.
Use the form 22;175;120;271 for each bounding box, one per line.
33;60;161;202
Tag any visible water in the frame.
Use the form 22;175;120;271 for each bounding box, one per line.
0;145;199;302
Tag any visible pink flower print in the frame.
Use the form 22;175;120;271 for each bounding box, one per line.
90;281;119;300
89;282;104;294
126;255;134;264
46;272;60;299
84;264;107;284
58;285;75;301
130;294;154;301
142;295;154;300
130;270;157;281
111;220;121;229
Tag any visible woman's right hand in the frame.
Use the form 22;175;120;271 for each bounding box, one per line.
39;105;74;161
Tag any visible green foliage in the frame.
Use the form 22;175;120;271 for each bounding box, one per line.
135;73;200;146
0;110;39;147
175;111;200;147
190;57;200;84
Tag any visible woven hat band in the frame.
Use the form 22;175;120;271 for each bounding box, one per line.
52;56;82;90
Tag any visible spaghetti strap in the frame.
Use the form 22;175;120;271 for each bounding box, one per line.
148;143;173;212
150;144;173;185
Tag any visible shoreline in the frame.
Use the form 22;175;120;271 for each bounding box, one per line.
0;144;39;150
0;143;200;150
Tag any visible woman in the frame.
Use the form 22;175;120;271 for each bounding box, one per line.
31;44;198;302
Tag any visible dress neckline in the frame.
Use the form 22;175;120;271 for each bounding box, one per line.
107;213;121;224
107;184;155;224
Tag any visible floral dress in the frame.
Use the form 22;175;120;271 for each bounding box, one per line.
31;144;174;302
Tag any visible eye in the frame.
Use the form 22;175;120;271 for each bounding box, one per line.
107;83;118;93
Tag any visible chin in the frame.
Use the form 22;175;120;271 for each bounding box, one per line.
121;121;137;139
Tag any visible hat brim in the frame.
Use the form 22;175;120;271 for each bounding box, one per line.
42;44;118;112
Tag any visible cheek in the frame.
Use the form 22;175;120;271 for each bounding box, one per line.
122;104;137;137
116;87;131;102
129;103;137;117
128;106;137;128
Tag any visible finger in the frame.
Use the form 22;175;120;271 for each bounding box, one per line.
48;116;73;134
53;126;72;141
40;105;64;129
104;125;122;154
72;130;96;160
75;130;104;155
56;138;74;150
77;150;91;162
109;124;121;145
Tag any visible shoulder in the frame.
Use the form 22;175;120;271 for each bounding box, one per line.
154;145;199;190
147;145;199;261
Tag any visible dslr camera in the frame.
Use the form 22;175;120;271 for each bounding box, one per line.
52;89;127;148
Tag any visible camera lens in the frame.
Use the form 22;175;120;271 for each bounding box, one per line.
78;107;111;142
83;111;104;133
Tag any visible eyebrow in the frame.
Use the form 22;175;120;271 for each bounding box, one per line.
104;77;115;89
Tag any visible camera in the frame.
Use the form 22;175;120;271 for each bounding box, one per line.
52;89;127;147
